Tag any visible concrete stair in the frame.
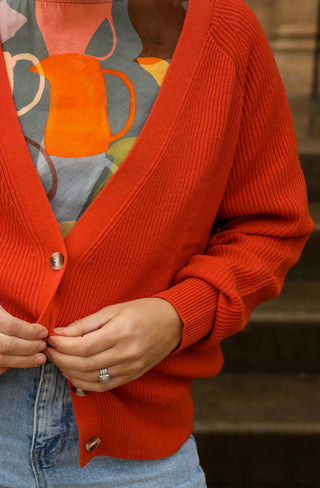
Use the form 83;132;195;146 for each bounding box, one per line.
193;373;320;487
218;280;320;374
193;154;320;486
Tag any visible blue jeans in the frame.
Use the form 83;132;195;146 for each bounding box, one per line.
0;361;207;488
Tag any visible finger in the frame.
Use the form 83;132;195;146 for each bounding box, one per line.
45;344;125;373
0;353;47;369
66;373;132;392
59;363;125;384
47;326;116;357
0;308;48;340
52;307;116;338
0;333;47;356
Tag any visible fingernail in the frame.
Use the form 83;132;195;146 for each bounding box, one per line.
53;328;64;334
39;328;48;339
35;354;46;365
38;342;47;352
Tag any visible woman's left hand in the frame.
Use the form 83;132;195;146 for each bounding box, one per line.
45;298;183;392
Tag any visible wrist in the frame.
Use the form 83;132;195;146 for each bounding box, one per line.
151;297;183;350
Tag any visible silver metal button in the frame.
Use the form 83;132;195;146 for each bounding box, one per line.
85;437;101;452
50;252;64;270
71;386;88;397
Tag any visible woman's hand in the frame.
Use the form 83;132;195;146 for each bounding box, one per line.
0;305;48;375
45;298;183;392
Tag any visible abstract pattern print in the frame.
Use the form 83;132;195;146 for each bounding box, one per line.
0;0;187;237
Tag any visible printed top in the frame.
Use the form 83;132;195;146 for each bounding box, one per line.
0;0;187;237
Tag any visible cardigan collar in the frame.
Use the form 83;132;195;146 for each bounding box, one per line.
0;0;213;257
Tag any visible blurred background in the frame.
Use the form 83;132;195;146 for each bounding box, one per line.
193;1;320;487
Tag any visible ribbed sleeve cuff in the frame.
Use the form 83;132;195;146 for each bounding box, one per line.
154;277;219;353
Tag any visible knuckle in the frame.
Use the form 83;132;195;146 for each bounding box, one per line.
78;338;90;357
127;343;140;362
0;336;9;354
83;358;95;372
117;316;133;338
0;352;3;364
3;317;16;336
72;318;85;335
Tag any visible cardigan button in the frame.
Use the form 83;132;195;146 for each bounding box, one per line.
50;252;64;270
85;437;101;452
71;385;88;397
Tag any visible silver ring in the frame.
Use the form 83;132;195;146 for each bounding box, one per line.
99;367;111;384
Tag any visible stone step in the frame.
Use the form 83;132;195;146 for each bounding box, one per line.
293;100;320;157
193;372;320;487
220;280;320;373
287;202;320;279
288;96;320;203
299;152;320;202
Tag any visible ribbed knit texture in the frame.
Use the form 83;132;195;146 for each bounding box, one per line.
0;0;314;466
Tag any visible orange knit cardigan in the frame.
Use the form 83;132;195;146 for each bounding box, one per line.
0;0;314;467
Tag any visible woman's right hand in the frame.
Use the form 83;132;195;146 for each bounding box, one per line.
0;306;48;375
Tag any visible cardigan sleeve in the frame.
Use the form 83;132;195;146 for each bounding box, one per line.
154;12;314;353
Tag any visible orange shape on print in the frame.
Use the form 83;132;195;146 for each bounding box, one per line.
136;57;169;86
30;54;135;158
35;1;116;59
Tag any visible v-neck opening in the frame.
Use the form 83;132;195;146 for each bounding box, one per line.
0;0;214;257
